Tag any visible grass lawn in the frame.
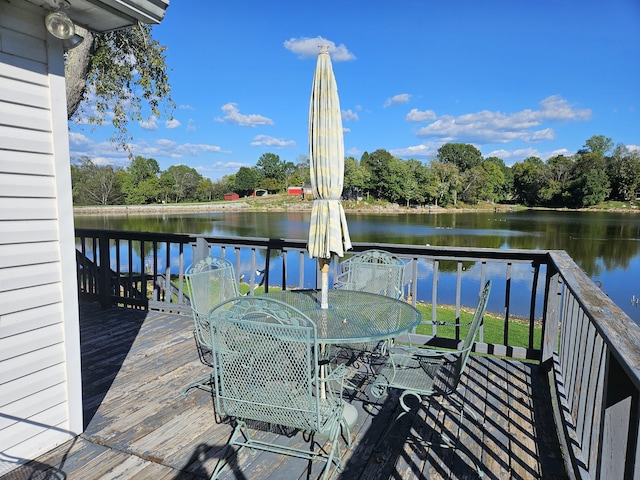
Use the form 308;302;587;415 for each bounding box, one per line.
414;302;541;349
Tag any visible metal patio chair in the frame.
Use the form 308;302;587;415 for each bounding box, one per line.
208;296;354;480
371;280;491;455
341;249;405;300
333;249;406;377
182;256;238;396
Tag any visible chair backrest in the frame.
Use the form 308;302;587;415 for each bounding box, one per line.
344;249;405;299
209;297;329;432
452;280;492;385
185;256;238;348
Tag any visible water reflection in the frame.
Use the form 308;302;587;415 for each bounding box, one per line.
75;209;640;322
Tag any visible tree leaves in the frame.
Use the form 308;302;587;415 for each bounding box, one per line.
67;24;174;153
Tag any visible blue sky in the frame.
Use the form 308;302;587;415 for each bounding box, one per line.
69;0;640;180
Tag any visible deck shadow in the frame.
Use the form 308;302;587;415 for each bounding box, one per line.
79;302;148;429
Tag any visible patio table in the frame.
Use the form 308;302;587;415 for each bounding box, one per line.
262;289;421;404
262;289;422;346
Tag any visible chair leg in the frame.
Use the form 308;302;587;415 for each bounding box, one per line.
209;421;248;480
182;373;213;396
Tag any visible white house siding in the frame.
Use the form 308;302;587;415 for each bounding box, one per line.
0;0;82;474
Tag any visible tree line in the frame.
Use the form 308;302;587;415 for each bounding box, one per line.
71;135;640;208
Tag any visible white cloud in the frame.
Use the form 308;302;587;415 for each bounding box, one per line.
343;127;351;133
146;139;226;157
484;147;572;165
415;95;592;144
406;108;436;122
283;36;356;61
346;147;361;157
215;102;274;127
165;118;181;129
250;135;295;148
626;144;640;153
69;132;93;146
390;141;443;159
187;119;197;131
69;134;228;164
384;93;411;108
139;115;159;130
342;109;359;121
178;104;195;110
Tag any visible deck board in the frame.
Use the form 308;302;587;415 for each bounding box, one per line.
4;303;566;480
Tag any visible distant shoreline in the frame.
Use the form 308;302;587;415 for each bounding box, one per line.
72;202;491;216
73;200;639;216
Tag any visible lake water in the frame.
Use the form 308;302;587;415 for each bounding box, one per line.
74;209;640;323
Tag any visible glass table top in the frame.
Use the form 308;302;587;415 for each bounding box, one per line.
262;289;422;344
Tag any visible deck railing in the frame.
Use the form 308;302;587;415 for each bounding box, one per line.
74;228;640;479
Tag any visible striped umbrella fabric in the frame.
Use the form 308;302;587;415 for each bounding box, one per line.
308;46;352;307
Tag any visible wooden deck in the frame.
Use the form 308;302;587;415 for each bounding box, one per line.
5;303;566;480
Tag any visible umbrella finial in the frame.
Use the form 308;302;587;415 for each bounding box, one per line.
319;45;330;54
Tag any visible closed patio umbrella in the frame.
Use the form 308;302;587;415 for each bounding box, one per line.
308;45;352;309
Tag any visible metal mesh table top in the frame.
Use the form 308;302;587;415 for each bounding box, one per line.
263;289;421;345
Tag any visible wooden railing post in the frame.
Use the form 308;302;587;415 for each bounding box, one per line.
541;266;562;365
98;232;111;308
193;237;209;264
599;352;640;479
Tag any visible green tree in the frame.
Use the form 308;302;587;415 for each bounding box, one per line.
70;156;123;205
235;167;260;196
480;160;507;203
582;135;614;157
293;155;311;186
401;159;431;206
161;165;202;203
195;178;215;202
580;169;611;206
430;161;461;207
484;156;513;202
539;155;574;206
511;157;544;206
564;152;610;207
66;25;173;150
460;166;487;204
436;143;483;172
607;145;640;201
212;175;236;201
259;177;281;192
361;149;396;200
256;153;287;191
384;156;410;203
121;156;161;204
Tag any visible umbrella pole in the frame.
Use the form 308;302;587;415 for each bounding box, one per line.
319;257;330;309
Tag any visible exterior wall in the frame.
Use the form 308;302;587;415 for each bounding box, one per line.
0;1;82;474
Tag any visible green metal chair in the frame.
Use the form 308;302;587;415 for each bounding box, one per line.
333;250;406;378
341;249;405;300
371;280;491;453
208;296;354;480
183;256;238;396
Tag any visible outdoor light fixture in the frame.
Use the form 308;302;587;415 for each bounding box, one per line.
45;10;75;39
43;0;84;50
62;33;84;50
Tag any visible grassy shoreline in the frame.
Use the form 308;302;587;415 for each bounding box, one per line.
74;193;639;216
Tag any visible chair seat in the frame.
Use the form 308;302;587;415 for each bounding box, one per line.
374;351;458;397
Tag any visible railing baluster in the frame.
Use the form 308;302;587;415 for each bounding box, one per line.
504;262;512;346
